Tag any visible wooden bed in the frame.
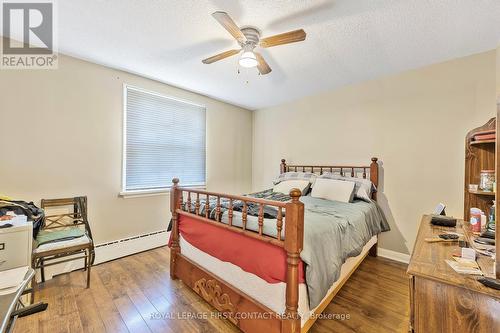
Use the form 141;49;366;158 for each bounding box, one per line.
169;157;379;333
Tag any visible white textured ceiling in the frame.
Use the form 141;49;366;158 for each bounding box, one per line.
54;1;500;109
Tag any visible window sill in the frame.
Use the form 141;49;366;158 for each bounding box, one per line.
119;189;171;198
119;186;206;199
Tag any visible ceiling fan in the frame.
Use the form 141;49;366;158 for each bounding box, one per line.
202;11;306;75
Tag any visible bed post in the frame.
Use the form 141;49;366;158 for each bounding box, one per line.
369;158;379;257
170;178;180;279
280;159;287;174
283;188;304;333
370;157;379;200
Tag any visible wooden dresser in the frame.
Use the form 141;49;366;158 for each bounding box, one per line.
407;215;500;333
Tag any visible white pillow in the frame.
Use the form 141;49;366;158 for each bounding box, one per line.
310;178;355;203
273;172;317;187
319;173;374;202
353;178;375;201
273;180;310;195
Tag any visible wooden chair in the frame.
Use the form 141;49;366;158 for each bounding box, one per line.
31;196;94;303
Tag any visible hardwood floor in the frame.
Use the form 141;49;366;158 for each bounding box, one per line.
14;247;409;333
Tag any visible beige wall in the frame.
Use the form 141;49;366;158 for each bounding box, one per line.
497;46;500;95
0;53;253;244
253;51;497;254
1;43;496;256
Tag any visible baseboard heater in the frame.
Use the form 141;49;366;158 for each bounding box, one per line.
37;229;169;282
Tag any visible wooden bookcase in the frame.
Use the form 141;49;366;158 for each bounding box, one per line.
496;100;500;279
464;117;496;222
465;112;499;278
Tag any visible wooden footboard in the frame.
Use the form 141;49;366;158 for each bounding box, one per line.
169;158;379;333
175;254;283;332
170;179;304;333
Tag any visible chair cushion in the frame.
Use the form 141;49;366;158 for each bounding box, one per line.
35;228;90;253
34;234;90;254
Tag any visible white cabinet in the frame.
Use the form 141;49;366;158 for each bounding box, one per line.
0;220;32;271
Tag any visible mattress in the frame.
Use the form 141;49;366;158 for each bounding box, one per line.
179;234;377;326
175;195;389;309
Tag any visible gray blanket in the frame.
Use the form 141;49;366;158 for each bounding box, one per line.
183;190;390;309
298;196;389;308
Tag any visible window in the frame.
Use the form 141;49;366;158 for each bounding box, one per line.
122;86;206;194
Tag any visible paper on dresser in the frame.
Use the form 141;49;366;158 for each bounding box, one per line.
446;259;483;275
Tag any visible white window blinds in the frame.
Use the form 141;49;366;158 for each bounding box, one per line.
123;86;206;192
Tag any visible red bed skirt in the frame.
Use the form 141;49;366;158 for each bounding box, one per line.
169;215;305;284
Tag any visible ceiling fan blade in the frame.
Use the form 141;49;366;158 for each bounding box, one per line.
259;29;306;48
202;49;241;64
212;11;247;44
255;52;272;75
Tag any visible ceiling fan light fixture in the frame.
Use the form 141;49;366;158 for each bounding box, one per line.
203;11;306;75
239;51;258;68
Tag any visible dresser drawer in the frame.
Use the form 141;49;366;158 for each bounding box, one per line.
0;222;33;270
408;275;415;333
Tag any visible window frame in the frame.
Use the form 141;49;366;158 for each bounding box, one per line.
121;84;207;197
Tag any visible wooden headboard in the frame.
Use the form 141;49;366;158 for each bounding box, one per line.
279;157;379;200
